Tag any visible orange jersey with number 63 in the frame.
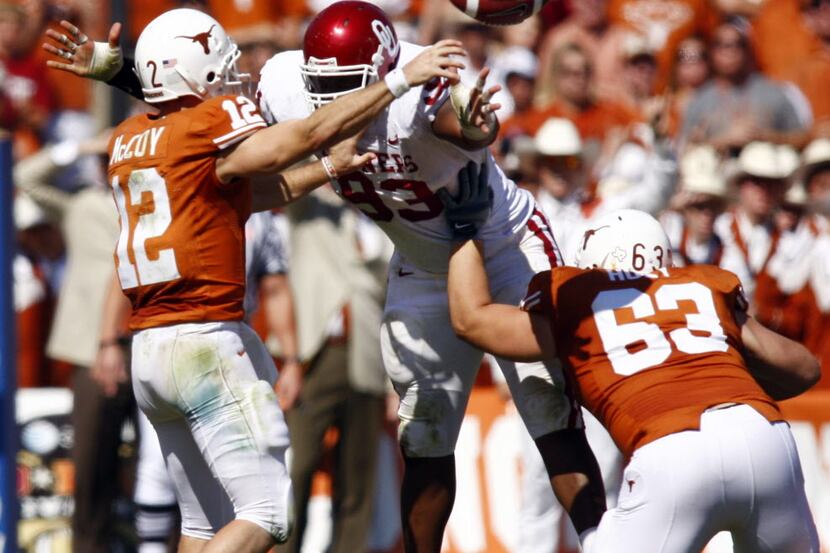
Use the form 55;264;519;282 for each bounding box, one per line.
107;94;267;330
523;265;782;458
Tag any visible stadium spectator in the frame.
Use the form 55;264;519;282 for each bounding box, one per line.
493;47;538;125
661;145;728;266
802;138;830;384
785;0;830;129
619;32;673;136
531;115;677;258
13;129;129;552
0;0;53;157
531;117;587;250
535;0;629;103
681;20;808;151
668;35;709;134
501;43;638;148
608;0;719;90
453;23;514;118
715;142;800;317
278;187;391;553
12;195;55;388
750;0;819;82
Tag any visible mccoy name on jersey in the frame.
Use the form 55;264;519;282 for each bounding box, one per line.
108;94;266;330
258;43;538;273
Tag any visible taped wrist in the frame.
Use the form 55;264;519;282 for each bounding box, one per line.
450;83;496;142
89;41;124;82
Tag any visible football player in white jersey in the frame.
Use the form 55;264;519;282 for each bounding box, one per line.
44;4;606;551
261;6;604;550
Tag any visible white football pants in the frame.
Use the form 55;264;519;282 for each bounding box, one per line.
592;404;819;553
131;321;292;541
382;221;579;458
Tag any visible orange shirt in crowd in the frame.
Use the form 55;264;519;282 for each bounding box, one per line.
608;0;718;91
127;0;176;43
107;95;266;330
789;45;830;124
40;22;91;112
537;20;631;103
751;0;820;82
501;98;639;142
523;264;782;459
208;0;310;32
127;0;311;42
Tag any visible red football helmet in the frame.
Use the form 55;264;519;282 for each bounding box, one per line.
301;1;400;109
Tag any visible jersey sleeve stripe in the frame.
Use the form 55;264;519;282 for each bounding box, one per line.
527;209;563;267
213;122;268;149
520;291;542;311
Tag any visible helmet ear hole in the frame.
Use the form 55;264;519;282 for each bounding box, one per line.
206;71;216;83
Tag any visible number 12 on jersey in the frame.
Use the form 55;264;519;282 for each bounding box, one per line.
111;168;181;289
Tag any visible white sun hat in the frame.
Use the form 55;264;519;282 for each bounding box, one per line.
679;145;727;197
734;141;799;181
534;118;582;157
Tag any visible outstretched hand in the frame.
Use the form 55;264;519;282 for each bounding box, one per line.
467;67;501;135
403;39;467;88
438;160;493;240
43;20;124;81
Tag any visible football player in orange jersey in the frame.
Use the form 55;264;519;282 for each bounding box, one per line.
76;7;465;553
443;164;819;553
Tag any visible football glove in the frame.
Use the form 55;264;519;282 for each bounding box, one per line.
438;160;493;240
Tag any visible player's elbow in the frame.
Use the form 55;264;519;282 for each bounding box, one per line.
448;303;478;342
305;124;330;154
303;112;342;153
801;354;821;391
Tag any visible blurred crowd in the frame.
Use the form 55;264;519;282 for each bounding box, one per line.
3;0;830;550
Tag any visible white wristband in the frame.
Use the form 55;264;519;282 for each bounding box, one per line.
321;156;339;180
384;68;410;98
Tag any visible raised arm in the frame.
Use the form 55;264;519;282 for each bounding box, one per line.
215;40;465;183
443;162;555;362
740;315;820;400
448;239;555;362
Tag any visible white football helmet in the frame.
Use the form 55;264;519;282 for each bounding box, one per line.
134;9;248;104
574;209;672;274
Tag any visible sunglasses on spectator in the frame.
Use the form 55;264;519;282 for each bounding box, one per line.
539;155;582;171
686;199;724;212
713;39;745;50
677;48;705;63
558;66;590;78
743;176;786;188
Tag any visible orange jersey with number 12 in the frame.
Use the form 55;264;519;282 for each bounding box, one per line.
523;264;782;459
107;94;267;330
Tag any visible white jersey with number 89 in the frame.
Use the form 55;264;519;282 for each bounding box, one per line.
258;43;538;273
